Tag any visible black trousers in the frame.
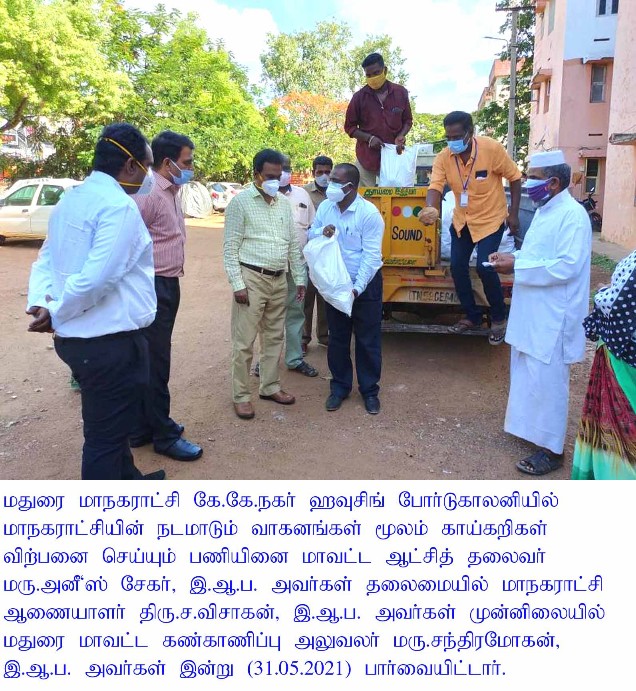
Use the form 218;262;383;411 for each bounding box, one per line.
325;270;383;398
55;330;148;480
132;276;181;448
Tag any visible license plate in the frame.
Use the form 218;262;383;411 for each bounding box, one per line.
405;288;459;304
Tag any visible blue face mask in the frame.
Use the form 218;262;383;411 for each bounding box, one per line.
170;160;194;185
447;137;469;155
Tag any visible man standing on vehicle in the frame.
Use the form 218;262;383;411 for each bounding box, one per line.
418;111;522;345
223;149;306;420
26;123;165;480
306;163;384;414
489;150;591;476
303;155;332;351
344;53;412;187
130;130;202;462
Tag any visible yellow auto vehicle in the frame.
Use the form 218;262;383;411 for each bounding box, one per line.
361;186;514;335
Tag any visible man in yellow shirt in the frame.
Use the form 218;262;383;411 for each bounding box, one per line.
419;111;521;344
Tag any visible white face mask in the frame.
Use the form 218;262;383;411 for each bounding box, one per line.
135;168;155;196
326;181;351;203
260;178;280;197
315;173;330;188
279;171;292;187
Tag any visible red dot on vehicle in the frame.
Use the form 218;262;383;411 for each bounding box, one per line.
392;206;401;216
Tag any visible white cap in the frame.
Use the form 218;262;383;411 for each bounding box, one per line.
529;150;566;168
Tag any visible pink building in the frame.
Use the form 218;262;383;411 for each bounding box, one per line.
603;0;636;248
529;0;619;214
477;59;524;111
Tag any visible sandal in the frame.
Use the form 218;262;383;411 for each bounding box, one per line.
448;318;481;334
488;320;507;345
516;450;564;476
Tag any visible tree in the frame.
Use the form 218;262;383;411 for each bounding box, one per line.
270;91;354;170
261;20;407;101
0;0;130;134
474;2;534;163
410;112;446;150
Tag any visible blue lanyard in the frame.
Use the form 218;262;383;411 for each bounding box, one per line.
454;138;478;193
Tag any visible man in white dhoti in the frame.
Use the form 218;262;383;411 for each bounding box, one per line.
489;150;591;475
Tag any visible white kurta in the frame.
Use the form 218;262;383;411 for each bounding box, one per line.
504;189;592;453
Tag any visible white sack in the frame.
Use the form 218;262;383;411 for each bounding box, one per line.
303;231;354;317
379;143;419;187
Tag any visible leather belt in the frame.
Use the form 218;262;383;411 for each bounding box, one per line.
240;262;284;277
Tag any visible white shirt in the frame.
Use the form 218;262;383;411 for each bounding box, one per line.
506;189;592;364
283;185;315;250
27;171;157;338
307;194;384;295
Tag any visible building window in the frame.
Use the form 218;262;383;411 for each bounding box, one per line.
548;0;556;33
543;79;551;113
597;0;619;15
590;64;607;102
585;158;600;194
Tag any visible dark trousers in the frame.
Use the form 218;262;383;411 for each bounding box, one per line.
303;278;329;345
55;331;148;480
132;276;181;449
450;223;506;324
325;270;382;398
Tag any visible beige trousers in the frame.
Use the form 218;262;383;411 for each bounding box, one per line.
231;267;287;403
355;159;378;187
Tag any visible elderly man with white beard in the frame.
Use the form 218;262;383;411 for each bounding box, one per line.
489;150;592;476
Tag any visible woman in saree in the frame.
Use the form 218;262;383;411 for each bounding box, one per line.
571;251;636;480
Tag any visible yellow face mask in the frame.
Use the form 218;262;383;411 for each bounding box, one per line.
366;70;387;90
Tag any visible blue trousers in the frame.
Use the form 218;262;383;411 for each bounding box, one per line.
450;223;506;324
325;271;382;398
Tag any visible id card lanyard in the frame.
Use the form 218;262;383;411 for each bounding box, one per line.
455;139;478;207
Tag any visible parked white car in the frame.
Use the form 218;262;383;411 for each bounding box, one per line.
205;181;243;212
0;178;82;242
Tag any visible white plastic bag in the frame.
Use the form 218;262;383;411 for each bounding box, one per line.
303;231;354;317
379;143;419;187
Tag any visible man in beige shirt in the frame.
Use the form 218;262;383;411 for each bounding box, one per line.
223;149;306;420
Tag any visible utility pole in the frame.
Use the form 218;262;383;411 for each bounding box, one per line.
496;4;528;160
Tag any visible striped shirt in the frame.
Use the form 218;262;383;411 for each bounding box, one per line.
223;184;305;292
135;172;186;277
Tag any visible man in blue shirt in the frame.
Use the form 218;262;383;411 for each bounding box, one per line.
307;163;385;414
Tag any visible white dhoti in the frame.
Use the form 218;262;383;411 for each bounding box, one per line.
504;335;570;455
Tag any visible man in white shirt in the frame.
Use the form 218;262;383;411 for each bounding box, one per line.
489;150;592;476
26;123;163;481
306;163;384;414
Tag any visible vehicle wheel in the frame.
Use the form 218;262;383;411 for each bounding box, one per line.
590;213;602;233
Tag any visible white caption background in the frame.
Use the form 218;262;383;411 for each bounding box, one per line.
0;480;632;690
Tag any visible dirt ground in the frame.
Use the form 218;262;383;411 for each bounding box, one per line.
0;219;610;481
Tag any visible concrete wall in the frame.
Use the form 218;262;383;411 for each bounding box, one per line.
564;0;617;60
602;0;636;249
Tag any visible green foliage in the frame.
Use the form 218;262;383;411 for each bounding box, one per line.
410;112;446;150
475;3;535;163
261;20;407;101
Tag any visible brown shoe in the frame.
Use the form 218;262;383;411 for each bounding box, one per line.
234;402;255;419
259;390;296;405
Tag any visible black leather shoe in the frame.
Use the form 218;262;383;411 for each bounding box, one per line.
155;438;202;462
143;469;166;480
326;393;346;411
364;396;381;415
